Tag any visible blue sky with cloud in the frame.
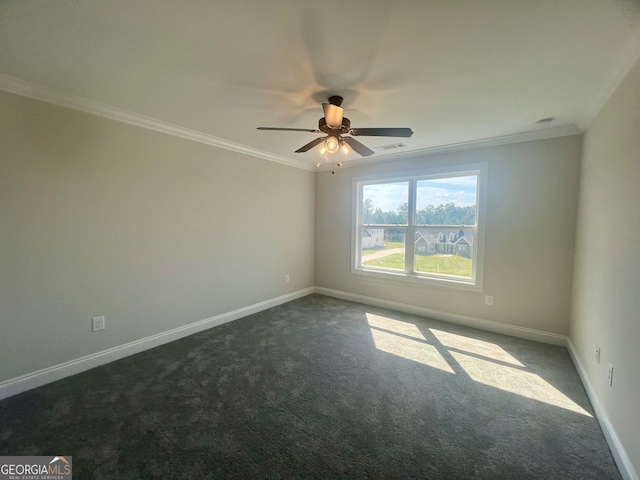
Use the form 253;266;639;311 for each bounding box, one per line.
363;175;477;212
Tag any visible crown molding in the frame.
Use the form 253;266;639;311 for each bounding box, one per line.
0;74;315;172
318;124;582;171
578;19;640;131
0;74;584;175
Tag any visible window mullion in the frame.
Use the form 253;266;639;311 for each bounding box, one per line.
353;164;485;290
405;179;417;275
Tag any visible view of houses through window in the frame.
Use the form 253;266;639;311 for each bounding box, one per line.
355;168;482;286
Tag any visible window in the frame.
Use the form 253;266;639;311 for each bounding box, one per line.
352;163;487;290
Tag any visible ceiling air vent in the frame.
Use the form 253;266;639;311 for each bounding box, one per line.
375;142;407;150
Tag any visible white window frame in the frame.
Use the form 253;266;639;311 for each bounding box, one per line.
351;163;488;291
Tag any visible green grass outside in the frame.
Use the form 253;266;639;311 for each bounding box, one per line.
364;253;472;277
362;241;405;256
385;241;405;249
364;253;406;270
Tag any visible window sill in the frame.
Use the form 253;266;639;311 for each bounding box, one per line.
352;266;483;292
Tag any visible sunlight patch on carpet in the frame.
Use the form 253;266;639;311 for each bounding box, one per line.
450;351;592;417
429;329;524;367
367;314;455;373
366;313;426;340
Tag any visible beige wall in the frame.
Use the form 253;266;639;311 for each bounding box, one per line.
571;58;640;473
316;136;582;335
0;90;315;383
0;63;636;472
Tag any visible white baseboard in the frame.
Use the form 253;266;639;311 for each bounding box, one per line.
567;339;638;480
0;288;314;401
315;287;637;478
314;287;568;346
2;286;634;479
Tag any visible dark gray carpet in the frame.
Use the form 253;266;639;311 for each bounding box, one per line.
0;294;620;479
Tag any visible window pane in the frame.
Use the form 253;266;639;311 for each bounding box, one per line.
415;175;477;225
361;228;405;271
362;182;409;225
414;227;474;278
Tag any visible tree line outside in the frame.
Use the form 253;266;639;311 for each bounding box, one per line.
361;200;475;276
362;200;476;243
362;200;476;226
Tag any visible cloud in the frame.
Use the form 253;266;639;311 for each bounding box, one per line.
363;182;409;211
363;175;478;212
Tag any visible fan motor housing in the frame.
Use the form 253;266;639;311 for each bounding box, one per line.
318;117;351;135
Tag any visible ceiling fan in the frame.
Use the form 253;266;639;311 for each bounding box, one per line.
257;96;413;162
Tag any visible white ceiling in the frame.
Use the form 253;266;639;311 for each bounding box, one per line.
1;0;639;170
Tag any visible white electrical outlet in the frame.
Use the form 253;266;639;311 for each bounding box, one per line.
607;363;614;387
485;295;494;306
595;346;601;364
92;316;105;332
285;274;290;283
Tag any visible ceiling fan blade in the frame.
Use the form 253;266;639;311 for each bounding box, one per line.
322;103;344;128
257;127;320;132
295;136;327;153
342;137;375;157
349;127;413;137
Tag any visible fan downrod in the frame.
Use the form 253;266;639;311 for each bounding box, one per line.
328;95;343;107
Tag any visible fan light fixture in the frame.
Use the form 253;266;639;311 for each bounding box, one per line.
317;136;352;160
339;140;352;157
317;143;329;158
326;136;339;153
